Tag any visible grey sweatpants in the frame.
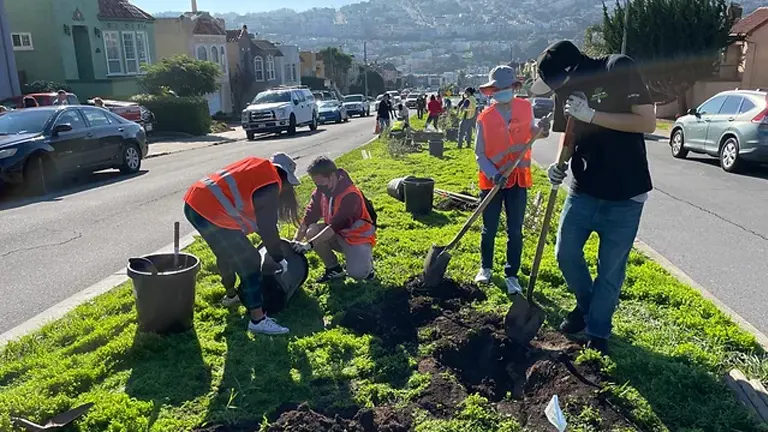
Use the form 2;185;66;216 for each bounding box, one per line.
307;223;373;280
458;118;475;148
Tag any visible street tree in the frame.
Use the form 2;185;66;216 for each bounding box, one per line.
139;54;221;97
349;67;385;97
590;0;734;113
319;47;353;91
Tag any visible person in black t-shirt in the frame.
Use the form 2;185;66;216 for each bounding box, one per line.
530;40;656;354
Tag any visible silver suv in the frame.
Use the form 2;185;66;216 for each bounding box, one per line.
241;86;319;140
670;89;768;172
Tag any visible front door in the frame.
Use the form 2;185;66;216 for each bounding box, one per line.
207;92;222;115
72;26;94;81
704;95;742;151
686;95;727;148
81;107;122;167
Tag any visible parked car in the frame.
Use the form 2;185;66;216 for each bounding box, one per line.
342;94;370;117
86;99;155;134
0;106;147;194
404;93;420;109
532;97;555;118
669;90;768;172
318;100;349;124
241;86;318;140
1;92;80;108
387;91;401;105
312;90;336;101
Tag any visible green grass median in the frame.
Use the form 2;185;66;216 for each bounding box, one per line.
1;118;767;431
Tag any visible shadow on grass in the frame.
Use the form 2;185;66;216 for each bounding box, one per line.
412;210;451;227
125;328;211;429
532;288;762;430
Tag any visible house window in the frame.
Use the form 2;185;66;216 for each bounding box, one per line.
135;31;150;68
11;32;34;51
197;45;208;61
103;31;122;75
211;46;219;64
266;55;275;81
122;32;138;74
254;56;264;81
220;46;227;73
292;64;298;82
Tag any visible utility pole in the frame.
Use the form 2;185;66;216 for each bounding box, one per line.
621;0;630;54
363;42;369;97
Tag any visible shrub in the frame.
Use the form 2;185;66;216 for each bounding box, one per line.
139;55;220;97
23;80;71;93
131;94;211;136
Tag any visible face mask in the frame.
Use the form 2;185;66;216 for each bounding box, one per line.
492;89;515;103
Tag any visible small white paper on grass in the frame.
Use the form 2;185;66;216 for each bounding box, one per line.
545;395;567;432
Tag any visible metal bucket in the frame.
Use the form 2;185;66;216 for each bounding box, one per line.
127;253;200;334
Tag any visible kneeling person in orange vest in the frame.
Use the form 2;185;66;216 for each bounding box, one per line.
474;65;550;294
290;156;376;282
183;153;301;336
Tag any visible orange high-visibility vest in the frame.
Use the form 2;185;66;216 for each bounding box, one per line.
184;157;282;233
477;98;534;190
320;185;376;246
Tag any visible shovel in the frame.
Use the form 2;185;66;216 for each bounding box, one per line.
423;112;553;288
505;117;576;345
12;402;94;431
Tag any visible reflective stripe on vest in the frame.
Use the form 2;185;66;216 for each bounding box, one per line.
477;100;534;190
201;169;259;233
325;187;376;245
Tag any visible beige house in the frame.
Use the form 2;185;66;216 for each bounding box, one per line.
299;51;326;79
154;5;231;114
658;6;768;117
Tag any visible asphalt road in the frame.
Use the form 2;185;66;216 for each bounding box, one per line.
531;131;768;335
0;118;376;334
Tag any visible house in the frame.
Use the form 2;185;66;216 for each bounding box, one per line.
657;5;768;117
154;4;231;114
225;25;283;111
378;62;400;84
299;51;326;79
276;44;300;86
6;0;156;100
0;0;21;99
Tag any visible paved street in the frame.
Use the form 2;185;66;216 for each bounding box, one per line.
531;132;768;335
0;118;376;333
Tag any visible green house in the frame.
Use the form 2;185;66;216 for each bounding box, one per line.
7;0;156;100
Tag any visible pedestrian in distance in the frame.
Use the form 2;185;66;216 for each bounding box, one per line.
457;87;478;149
22;96;38;108
474;65;550;294
416;94;426;119
93;97;105;108
531;40;656;354
426;95;442;130
52;90;69;105
183;153;302;336
291;156;376;282
377;93;393;132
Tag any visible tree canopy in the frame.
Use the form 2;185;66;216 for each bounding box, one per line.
319;47;353;90
139;55;221;97
587;0;734;111
348;67;385;97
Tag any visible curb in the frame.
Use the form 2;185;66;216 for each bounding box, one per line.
0;133;382;349
529;158;768;351
145;137;239;160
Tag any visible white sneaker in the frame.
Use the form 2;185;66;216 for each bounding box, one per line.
474;268;492;283
248;316;290;335
221;294;241;307
505;276;523;295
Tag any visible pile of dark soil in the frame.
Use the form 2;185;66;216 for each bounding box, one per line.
196;277;637;431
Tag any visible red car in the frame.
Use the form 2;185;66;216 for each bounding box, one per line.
1;92;80;108
85;99;155;134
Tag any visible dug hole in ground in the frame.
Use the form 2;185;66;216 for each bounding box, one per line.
0;116;766;431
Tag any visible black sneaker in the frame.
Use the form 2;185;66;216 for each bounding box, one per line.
586;336;609;355
316;266;346;283
559;306;586;334
365;270;375;280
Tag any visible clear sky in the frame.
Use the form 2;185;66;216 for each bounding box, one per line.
131;0;358;15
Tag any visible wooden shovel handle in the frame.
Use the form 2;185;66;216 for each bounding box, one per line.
526;117;576;302
443;112;553;252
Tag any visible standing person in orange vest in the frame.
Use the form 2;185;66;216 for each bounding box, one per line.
473;65;550;294
290;156;376;282
183;153;301;335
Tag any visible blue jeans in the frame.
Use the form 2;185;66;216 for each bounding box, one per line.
458;118;475;148
480;186;528;277
184;204;263;311
555;192;644;339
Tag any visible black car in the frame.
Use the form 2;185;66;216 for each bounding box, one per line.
0;106;148;194
532;97;555;118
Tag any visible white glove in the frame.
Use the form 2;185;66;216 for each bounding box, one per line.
278;259;288;274
547;163;568;186
565;93;595;124
290;241;312;254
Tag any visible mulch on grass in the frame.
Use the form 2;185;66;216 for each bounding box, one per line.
197;277;637;431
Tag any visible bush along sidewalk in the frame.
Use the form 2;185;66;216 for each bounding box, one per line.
1;122;767;431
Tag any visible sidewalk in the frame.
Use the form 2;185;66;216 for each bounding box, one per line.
146;129;243;159
646;127;670;142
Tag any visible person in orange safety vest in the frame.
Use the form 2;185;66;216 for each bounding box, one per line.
290;156;376;282
183;153;301;336
473;65;551;294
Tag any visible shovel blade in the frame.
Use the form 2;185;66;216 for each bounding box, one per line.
504;298;546;345
48;402;95;427
423;245;451;288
